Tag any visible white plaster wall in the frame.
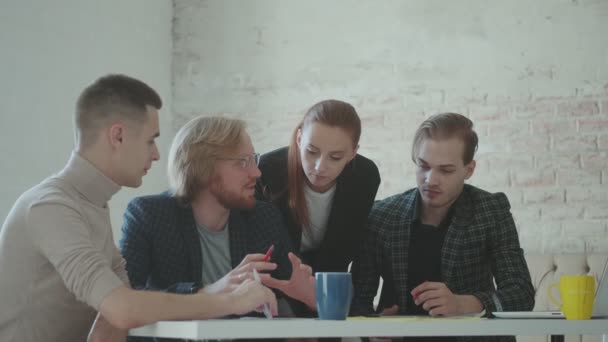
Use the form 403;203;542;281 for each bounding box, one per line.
0;0;173;241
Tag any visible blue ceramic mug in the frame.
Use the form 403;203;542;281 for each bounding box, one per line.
315;272;353;320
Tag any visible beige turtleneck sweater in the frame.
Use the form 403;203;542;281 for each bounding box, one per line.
0;152;128;341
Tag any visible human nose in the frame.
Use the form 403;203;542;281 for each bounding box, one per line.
250;164;262;178
314;156;328;172
152;144;160;161
425;169;438;186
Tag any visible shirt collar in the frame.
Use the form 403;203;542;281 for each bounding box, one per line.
58;151;121;208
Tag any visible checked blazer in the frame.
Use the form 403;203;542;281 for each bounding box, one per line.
351;184;535;342
119;192;294;295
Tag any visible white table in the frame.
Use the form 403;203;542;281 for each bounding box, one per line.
129;317;608;340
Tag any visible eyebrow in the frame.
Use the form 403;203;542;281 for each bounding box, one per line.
417;158;456;168
307;144;346;154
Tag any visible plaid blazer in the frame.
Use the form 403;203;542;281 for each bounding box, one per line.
120;193;295;342
120;192;293;294
351;184;534;342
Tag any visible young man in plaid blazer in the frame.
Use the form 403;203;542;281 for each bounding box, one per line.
351;113;535;342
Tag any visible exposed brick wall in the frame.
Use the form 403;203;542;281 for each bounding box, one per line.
172;0;608;253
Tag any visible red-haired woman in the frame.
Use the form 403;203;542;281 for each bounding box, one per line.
256;99;380;284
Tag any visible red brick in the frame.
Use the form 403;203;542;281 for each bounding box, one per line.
553;135;597;151
566;187;608;203
544;238;586;254
557;169;601;186
469;106;510;122
540;204;583;220
477;137;509;153
535;153;580;169
473;158;490;174
512;101;555;119
383;111;426;127
353;95;405;112
523;189;565;204
508;134;551;152
511;209;540;223
587;240;608;253
584;204;608;220
472;170;510;188
579;119;608;132
561;221;606;236
512;169;555;187
474;122;490;137
557;100;599;117
360;115;384;128
485;154;534;171
503;189;523;205
580;152;608;171
532;120;576;134
365;126;406;143
519;234;543;253
598;134;608;149
488;121;529;138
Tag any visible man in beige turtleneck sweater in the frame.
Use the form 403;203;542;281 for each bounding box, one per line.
0;74;277;342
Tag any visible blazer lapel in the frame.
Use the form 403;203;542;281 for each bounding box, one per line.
228;211;248;268
441;189;473;288
391;191;416;310
179;205;203;282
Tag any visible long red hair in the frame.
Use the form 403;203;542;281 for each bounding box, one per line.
287;99;361;231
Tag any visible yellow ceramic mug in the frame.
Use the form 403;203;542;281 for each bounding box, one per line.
548;275;595;320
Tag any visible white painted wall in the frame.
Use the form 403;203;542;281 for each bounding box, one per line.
0;0;173;241
173;0;608;253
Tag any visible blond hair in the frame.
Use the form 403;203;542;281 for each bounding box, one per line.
168;116;246;204
412;112;478;164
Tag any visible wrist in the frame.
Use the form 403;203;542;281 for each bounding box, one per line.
194;291;235;318
459;295;484;314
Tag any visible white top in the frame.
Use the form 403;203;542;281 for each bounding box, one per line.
300;184;336;252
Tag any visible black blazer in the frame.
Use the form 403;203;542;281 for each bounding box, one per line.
256;147;381;273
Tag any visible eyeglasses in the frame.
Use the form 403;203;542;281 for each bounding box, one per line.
217;153;260;170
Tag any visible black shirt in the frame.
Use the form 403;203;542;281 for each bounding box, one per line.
406;220;449;315
403;214;456;342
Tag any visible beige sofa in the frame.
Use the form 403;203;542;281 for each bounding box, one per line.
343;253;608;342
519;254;607;342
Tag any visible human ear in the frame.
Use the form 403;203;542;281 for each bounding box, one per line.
109;123;125;147
351;144;360;161
465;160;476;179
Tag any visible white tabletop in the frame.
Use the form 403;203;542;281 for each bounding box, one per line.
129;317;608;340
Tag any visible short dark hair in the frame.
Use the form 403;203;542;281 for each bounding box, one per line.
75;74;162;147
412;112;478;164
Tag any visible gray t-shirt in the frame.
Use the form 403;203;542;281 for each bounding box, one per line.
196;222;232;287
195;222;232;342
